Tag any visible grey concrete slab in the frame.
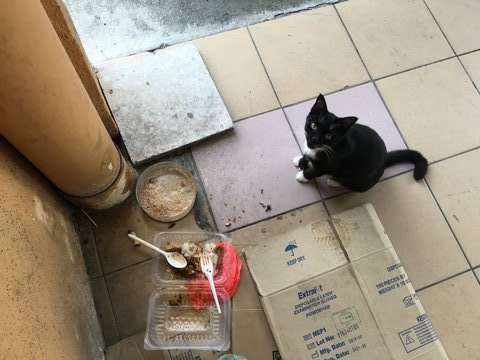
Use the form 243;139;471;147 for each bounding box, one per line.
64;0;338;64
96;44;233;165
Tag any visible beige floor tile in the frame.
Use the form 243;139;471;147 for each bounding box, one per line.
105;338;144;360
418;272;480;359
425;0;480;54
230;202;327;246
476;268;480;279
232;310;278;359
336;0;453;79
90;195;203;274
376;58;480;162
326;173;469;289
195;28;279;121
426;150;480;267
106;260;156;339
249;6;369;106
91;277;120;346
460;50;480;89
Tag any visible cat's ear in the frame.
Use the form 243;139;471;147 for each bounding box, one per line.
310;93;328;114
335;116;358;132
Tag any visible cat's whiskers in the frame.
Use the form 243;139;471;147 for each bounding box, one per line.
325;145;335;164
325;144;334;154
318;145;334;164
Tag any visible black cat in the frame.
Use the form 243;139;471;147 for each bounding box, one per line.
294;93;428;192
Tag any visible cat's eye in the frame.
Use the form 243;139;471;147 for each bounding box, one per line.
324;133;332;140
310;123;318;131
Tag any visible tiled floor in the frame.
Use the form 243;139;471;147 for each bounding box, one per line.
81;1;480;359
249;6;369;105
336;0;454;79
376;58;480;162
194;27;279;121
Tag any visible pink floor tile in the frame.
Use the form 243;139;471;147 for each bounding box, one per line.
284;83;412;198
192;109;321;231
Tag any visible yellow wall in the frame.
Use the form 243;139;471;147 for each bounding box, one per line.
0;138;103;359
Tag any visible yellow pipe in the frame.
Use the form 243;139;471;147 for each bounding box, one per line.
0;1;135;208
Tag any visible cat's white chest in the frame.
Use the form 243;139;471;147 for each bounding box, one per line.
303;141;321;158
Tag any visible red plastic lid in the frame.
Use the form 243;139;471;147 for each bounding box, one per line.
188;242;242;309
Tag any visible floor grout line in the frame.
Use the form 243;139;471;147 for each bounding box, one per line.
373;55;456;82
286;80;373;107
333;5;373;79
428;146;480;166
334;3;413;152
246;26;326;200
456;48;480;57
77;210;122;344
102;256;156;278
98;276;122;344
233;106;282;123
458;56;480;95
423;177;474;268
232;52;474;126
233;79;373;124
422;0;480;95
416;269;473;293
96;275;122;342
224;198;325;234
185;148;220;232
332;1;412;170
473;268;480;286
245;26;300;150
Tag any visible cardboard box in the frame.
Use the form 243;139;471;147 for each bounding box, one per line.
245;204;449;360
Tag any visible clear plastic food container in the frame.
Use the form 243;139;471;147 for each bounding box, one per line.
151;231;230;286
144;231;232;351
144;288;230;350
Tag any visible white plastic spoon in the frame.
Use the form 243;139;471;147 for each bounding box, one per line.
127;232;187;269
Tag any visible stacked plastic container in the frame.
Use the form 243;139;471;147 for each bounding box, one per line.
144;231;232;351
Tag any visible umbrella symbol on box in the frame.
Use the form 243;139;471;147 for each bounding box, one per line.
285;241;298;256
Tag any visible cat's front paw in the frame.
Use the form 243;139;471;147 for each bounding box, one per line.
298;156;308;170
293;156;303;168
296;171;309;183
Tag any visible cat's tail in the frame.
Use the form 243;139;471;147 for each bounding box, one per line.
385;150;428;180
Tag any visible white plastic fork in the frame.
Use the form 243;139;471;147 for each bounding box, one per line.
200;253;221;313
